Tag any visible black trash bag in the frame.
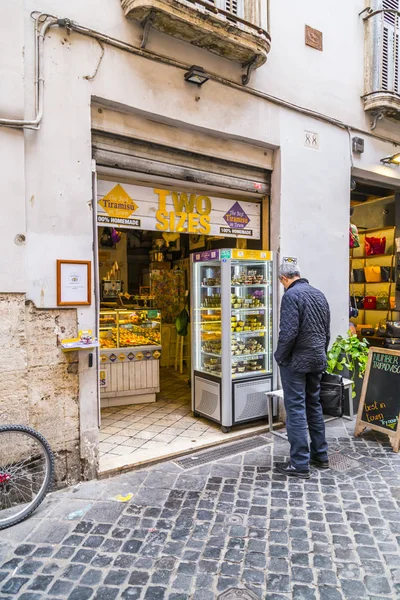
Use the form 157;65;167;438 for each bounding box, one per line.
319;373;344;417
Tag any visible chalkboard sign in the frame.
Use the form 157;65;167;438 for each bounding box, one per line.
355;347;400;452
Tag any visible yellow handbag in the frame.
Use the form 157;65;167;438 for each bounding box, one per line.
364;266;381;283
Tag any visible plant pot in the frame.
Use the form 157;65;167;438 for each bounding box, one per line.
335;352;364;414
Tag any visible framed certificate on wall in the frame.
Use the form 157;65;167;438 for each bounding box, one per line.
57;260;91;306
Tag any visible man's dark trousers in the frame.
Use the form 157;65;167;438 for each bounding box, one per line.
280;366;328;471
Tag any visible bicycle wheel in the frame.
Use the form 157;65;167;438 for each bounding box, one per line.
0;425;54;530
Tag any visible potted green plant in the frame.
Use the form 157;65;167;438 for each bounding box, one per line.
326;331;369;410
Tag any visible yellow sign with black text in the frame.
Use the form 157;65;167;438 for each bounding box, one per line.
97;182;261;240
231;249;272;260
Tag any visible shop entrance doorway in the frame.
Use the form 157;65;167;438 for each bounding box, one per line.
96;177;274;475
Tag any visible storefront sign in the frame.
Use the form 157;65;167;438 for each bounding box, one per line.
231;250;271;260
193;250;220;262
98;184;140;227
223;202;250;229
97;181;261;240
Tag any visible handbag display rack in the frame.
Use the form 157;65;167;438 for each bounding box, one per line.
350;226;399;336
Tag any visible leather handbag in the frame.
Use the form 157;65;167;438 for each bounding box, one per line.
365;236;386;256
364;266;381;283
353;269;366;283
361;327;375;336
386;321;400;338
376;291;389;310
364;295;377;310
319;373;344;417
356;323;372;335
354;292;364;309
383;337;400;349
381;266;392;282
376;319;387;337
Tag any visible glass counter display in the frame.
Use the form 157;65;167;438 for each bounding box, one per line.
191;249;277;432
99;308;161;408
99;309;161;349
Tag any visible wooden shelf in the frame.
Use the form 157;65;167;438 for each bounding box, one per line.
350;255;394;260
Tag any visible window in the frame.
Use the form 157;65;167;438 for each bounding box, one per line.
381;0;400;92
216;0;244;19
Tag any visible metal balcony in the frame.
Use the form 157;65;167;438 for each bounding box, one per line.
121;0;271;83
363;1;400;128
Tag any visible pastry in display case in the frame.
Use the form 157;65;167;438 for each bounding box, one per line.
99;309;161;349
191;249;277;432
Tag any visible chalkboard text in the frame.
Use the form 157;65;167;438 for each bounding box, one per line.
372;353;400;374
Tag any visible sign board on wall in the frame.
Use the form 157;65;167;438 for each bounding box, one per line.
97;181;261;240
355;348;400;452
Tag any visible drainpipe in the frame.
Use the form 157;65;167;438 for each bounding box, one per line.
0;15;57;130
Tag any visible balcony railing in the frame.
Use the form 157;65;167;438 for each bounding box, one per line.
121;0;271;83
363;0;400;127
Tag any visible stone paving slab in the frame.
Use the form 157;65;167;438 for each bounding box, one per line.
0;420;400;599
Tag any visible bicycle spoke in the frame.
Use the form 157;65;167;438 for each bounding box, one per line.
0;427;53;528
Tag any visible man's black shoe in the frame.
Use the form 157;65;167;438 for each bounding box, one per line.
275;463;311;479
310;457;329;469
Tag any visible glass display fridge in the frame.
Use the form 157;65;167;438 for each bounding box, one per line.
191;249;277;432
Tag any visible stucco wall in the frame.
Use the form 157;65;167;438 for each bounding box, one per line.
2;0;400;481
0;294;82;487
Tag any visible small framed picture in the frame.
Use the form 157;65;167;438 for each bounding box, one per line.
57;260;91;306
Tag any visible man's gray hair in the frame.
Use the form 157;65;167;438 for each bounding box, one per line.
278;262;301;279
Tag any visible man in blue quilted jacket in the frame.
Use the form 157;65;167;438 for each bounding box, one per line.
274;261;330;479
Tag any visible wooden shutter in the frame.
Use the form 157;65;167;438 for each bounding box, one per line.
216;0;244;19
381;0;400;92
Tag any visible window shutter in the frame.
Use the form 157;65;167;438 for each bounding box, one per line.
216;0;244;19
381;0;400;92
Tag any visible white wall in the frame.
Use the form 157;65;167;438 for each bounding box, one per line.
0;1;25;292
15;0;400;331
2;0;400;468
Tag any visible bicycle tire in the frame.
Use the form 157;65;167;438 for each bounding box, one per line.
0;425;54;530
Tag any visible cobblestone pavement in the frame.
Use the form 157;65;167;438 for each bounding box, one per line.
1;420;400;600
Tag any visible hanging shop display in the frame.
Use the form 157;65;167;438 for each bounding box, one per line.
191;249;277;432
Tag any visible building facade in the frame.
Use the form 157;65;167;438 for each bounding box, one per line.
1;0;400;483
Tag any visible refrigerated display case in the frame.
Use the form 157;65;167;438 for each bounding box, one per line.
191;249;277;432
99;308;161;407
